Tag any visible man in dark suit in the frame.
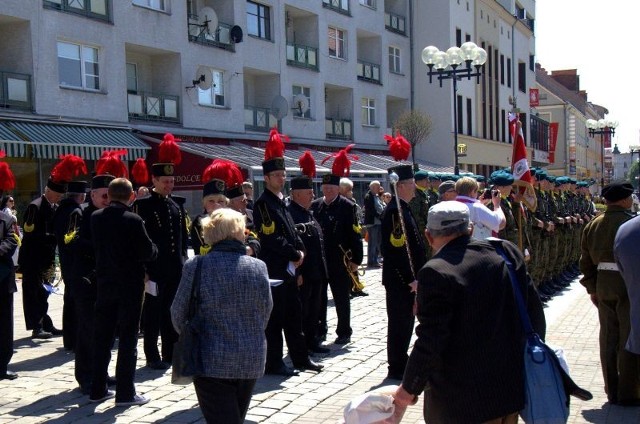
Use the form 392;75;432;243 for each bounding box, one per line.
381;165;427;380
393;201;545;423
253;151;322;376
0;209;18;380
311;173;363;345
90;178;157;406
363;180;384;267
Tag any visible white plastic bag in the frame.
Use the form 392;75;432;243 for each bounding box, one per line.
341;385;406;424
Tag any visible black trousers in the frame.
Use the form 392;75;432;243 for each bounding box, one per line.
0;289;13;374
62;277;76;350
143;280;179;363
299;275;325;349
265;278;308;369
91;284;144;402
385;283;415;376
327;264;352;338
21;271;52;331
73;287;96;390
193;376;256;424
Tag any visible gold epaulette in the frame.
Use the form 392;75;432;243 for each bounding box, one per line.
23;223;34;233
390;233;406;247
352;223;362;234
261;222;275;235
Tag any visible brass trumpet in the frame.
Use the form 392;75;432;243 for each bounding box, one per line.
339;245;366;291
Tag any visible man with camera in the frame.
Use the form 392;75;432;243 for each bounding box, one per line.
455;176;505;240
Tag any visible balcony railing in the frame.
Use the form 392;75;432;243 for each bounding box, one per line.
245;106;277;132
188;21;235;52
385;12;406;35
0;71;33;111
286;42;319;71
128;92;180;123
43;0;112;23
325;118;352;140
357;60;382;84
322;0;350;15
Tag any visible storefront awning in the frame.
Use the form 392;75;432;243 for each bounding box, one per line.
0;120;150;160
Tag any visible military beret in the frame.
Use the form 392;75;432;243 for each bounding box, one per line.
547;175;556;183
474;175;486;183
429;173;442;181
440;173;455;182
414;170;429;181
601;181;634;202
490;170;514;186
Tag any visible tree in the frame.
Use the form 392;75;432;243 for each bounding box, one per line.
392;110;433;171
629;160;639;191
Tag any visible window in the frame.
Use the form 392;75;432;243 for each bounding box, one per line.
57;41;99;90
292;85;311;118
518;61;526;93
359;0;375;8
126;63;137;93
247;1;271;40
198;70;225;107
388;46;401;73
361;97;375;126
133;0;166;11
328;27;346;59
44;0;110;21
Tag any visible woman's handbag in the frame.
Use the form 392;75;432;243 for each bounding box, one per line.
171;256;203;385
492;241;591;424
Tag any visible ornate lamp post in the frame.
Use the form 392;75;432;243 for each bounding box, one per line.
421;42;487;175
586;118;618;189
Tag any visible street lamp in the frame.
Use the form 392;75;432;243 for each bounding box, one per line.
586;118;618;188
422;41;487;175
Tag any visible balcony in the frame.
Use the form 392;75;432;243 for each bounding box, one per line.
384;12;406;35
322;0;350;16
43;0;112;23
286;42;319;71
128;92;180;123
326;118;352;140
188;21;235;52
0;71;32;111
245;106;277;132
357;60;381;84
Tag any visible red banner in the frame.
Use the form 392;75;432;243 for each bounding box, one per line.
549;122;559;164
529;88;539;107
604;130;611;149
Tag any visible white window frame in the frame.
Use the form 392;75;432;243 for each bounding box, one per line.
292;85;311;119
133;0;166;11
361;97;376;126
359;0;376;8
328;26;346;59
388;46;401;74
57;41;100;91
198;69;225;107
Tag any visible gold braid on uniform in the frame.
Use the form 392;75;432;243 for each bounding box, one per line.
63;213;80;244
390;213;406;248
259;203;275;235
23;207;36;233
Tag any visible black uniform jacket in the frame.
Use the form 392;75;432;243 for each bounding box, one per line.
287;200;328;281
0;211;17;293
18;195;57;273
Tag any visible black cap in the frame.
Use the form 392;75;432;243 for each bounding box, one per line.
291;176;313;190
92;174;115;190
203;179;226;198
225;185;244;199
46;177;68;194
321;174;340;186
262;158;285;175
388;164;414;181
602;181;634;202
151;163;175;177
67;180;89;194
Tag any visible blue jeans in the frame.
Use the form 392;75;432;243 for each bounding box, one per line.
367;224;381;265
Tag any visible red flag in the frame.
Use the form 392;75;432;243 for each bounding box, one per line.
509;113;537;212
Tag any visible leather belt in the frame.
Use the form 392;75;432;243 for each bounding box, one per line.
597;262;619;271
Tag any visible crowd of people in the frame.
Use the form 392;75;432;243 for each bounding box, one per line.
1;129;640;422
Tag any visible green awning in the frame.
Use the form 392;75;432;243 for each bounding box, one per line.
0;122;26;157
1;121;150;160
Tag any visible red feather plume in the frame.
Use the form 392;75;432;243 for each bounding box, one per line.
384;132;411;162
50;154;88;183
0;150;15;191
158;133;182;165
131;158;149;185
96;149;128;178
202;159;243;188
321;144;358;177
264;127;289;161
298;151;316;178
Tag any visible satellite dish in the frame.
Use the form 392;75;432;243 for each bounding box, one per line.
230;25;243;43
293;94;309;115
193;66;213;90
198;7;218;33
271;95;289;120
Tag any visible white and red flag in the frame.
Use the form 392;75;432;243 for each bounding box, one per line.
509;112;537;212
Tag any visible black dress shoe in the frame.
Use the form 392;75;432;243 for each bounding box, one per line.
0;370;18;380
45;327;64;337
309;345;331;354
334;336;351;345
293;359;324;372
265;365;299;377
31;329;53;339
146;360;170;370
351;290;369;297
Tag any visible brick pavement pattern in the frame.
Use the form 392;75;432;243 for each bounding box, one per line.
1;268;639;423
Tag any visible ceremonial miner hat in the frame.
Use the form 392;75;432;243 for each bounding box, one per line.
202;159;243;198
48;154;88;194
291;151;316;190
262;128;288;174
321;144;358;186
152;133;181;177
388;164;414;182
